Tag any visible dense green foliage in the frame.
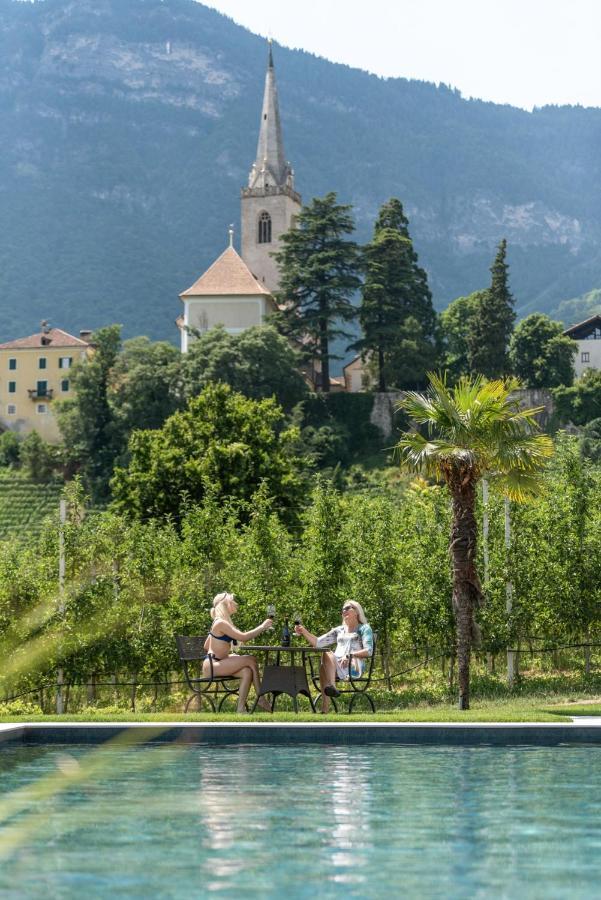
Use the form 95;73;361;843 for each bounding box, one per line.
2;436;601;706
182;325;308;411
509;313;576;388
396;373;553;708
354;198;439;390
0;478;63;541
56;325;123;501
274;192;361;390
440;291;484;382
468;240;515;378
553;369;601;426
110;383;305;524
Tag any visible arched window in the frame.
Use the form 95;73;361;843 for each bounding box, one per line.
258;211;272;244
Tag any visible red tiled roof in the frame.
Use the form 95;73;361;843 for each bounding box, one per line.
180;246;271;298
0;328;91;351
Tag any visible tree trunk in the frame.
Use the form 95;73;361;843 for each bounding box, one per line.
378;346;386;392
450;474;481;710
319;308;330;392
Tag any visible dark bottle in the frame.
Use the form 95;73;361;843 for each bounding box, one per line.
282;618;291;647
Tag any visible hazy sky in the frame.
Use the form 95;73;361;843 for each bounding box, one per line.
203;0;601;110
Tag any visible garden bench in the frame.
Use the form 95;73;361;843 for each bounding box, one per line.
175;635;242;713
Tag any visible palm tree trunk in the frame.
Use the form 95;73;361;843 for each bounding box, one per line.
450;474;481;710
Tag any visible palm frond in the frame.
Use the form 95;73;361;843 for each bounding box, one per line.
395;373;553;500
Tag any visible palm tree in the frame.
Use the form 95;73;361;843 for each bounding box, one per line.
396;373;553;709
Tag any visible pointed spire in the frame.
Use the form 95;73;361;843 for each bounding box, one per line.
248;41;292;190
228;223;234;247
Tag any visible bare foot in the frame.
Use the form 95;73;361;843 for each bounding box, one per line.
257;697;272;713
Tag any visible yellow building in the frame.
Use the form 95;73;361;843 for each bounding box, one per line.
0;325;92;443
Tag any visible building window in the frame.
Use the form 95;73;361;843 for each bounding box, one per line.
36;403;48;415
37;380;48;396
7;404;16;416
39;357;47;370
8;381;16;394
581;351;590;363
61;379;70;393
59;357;73;369
258;211;272;244
8;358;16;371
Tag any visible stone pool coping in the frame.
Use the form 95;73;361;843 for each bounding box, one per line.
1;720;601;746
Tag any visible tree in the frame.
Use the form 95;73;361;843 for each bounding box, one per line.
354;198;439;390
440;291;485;381
111;336;182;435
396;374;553;709
110;383;304;524
20;432;58;483
467;239;516;377
553;369;601;426
182;324;308;411
56;325;122;500
509;313;576;387
274;192;361;392
0;431;21;469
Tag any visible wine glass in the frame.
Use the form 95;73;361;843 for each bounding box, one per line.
266;604;276;630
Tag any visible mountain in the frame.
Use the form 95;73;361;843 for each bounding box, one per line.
550;288;601;327
0;0;600;344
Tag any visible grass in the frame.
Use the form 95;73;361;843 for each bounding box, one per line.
1;696;596;723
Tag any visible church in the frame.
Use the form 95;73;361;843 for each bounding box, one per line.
178;43;301;352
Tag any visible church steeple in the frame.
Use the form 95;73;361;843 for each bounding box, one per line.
248;41;294;191
241;42;301;295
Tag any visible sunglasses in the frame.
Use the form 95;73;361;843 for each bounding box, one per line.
342;605;354;613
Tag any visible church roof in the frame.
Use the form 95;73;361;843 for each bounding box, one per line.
0;327;91;350
180;246;272;298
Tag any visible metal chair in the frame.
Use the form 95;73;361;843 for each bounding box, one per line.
176;635;242;713
308;633;378;713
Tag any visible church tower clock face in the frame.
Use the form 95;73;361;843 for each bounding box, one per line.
241;42;302;296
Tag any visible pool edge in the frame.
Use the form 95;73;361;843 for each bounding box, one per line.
3;721;601;746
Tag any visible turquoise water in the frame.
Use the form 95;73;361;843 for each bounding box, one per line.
1;743;600;898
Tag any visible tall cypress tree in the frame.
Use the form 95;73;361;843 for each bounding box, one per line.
274;193;361;392
354;198;439;390
467;239;515;378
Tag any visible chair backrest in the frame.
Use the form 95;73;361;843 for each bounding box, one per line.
176;635;205;661
366;631;377;680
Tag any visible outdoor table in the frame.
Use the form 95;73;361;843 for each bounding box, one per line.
240;644;327;713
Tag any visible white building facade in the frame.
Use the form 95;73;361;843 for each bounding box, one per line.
563;314;601;378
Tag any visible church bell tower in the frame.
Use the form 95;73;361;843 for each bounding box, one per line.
241;42;302;295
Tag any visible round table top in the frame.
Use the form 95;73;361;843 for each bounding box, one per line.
240;644;328;653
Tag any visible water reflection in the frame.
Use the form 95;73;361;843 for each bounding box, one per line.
1;744;601;898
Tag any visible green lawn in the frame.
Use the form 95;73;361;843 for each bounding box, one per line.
1;696;594;723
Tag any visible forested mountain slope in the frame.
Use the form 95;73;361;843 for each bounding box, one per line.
0;0;600;342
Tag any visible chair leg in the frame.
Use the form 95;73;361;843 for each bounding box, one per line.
186;692;215;713
348;692;375;714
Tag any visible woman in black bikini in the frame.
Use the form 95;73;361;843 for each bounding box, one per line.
204;592;273;713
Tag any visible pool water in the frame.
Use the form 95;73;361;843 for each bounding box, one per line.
1;742;600;898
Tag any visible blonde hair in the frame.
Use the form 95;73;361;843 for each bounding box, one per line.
344;600;367;625
211;591;236;626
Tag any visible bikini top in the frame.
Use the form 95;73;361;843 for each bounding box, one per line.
209;631;238;647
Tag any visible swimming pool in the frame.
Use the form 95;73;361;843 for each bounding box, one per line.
1;742;600;898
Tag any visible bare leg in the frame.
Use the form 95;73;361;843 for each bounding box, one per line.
320;652;337;714
236;667;252;713
203;655;270;712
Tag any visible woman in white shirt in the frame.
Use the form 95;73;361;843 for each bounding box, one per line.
294;600;373;713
